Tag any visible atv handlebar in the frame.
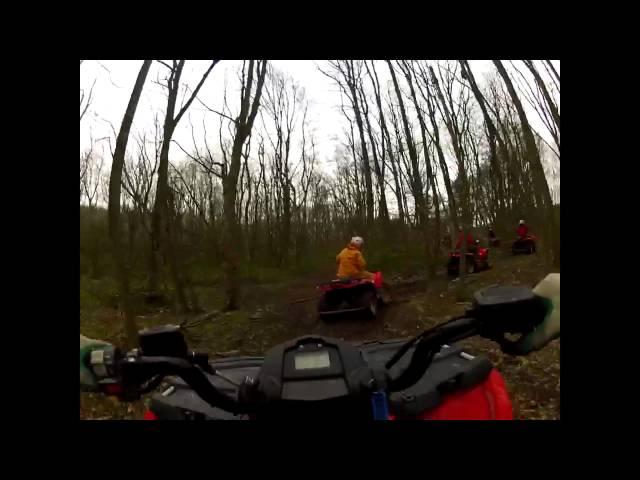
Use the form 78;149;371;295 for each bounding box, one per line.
92;348;251;414
90;285;547;416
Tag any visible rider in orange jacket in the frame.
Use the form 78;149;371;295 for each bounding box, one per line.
336;236;374;280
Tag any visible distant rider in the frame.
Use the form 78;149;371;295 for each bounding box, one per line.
517;219;529;239
455;227;474;251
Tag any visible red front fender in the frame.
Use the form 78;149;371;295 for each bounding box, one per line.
373;271;383;289
389;369;513;420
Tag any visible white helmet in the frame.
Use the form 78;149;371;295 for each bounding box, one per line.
519;219;525;225
351;236;364;247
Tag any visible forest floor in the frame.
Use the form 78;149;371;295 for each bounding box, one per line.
80;248;560;420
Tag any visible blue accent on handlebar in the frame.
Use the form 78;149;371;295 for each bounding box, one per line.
371;391;389;420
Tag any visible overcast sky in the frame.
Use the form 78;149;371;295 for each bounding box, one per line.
80;60;559;182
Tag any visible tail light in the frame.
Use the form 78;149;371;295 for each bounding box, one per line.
143;409;159;420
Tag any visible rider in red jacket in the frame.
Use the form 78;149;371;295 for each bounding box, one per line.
455;227;474;250
516;220;528;239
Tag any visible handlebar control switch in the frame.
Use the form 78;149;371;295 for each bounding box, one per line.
139;325;188;358
89;345;118;379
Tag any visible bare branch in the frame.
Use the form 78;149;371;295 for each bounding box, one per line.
97;61;122;88
194;95;237;123
80;78;96;121
156;60;174;71
172;140;224;179
174;60;219;125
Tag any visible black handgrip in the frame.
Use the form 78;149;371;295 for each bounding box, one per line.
477;300;547;338
466;286;549;356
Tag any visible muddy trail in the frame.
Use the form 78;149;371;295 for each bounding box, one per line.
80;251;559;420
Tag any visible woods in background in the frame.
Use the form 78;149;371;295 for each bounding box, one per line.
80;60;560;346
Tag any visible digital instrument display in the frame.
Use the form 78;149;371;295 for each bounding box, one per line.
294;350;331;370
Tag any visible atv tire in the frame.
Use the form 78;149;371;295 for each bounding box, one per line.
317;294;339;314
360;291;378;319
466;260;475;274
379;283;392;305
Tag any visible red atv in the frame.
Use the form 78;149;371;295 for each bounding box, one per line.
447;242;491;277
317;271;388;320
512;234;537;255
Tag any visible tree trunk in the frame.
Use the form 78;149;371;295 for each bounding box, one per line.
222;172;242;310
108;60;151;349
150;60;217;312
154;116;190;312
222;60;268;311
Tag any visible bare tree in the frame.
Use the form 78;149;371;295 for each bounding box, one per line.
221;60;268;310
292;109;318;263
398;60;441;271
413;61;459;231
387;62;428;228
108;59;152;348
365;61;401;224
458;61;509;231
319;61;375;226
80;145;93;202
358;63;389;225
80;149;104;208
386;93;412;225
516;60;560;156
80;61;96;122
149;60;218;312
261;67;303;265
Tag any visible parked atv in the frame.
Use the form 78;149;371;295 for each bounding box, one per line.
447;242;491;277
512;234;537;255
317;271;389;320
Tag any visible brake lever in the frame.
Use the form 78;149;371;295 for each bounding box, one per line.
188;352;242;387
385;314;470;370
387;317;481;392
122;354;247;413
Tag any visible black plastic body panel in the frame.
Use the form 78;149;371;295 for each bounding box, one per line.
148;339;493;420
